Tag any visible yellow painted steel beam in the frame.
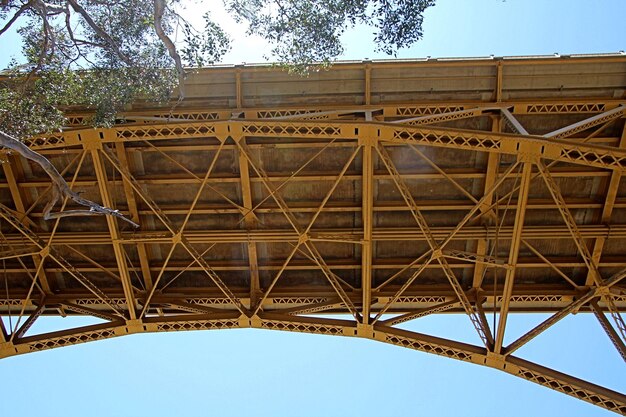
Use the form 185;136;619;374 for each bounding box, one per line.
25;120;626;171
0;247;40;261
375;143;494;347
381;300;460;326
391;107;489;126
277;299;345;316
544;106;626;139
2;157;52;294
504;289;597;356
1;155;28;216
3;56;626;415
537;161;626;343
361;144;374;323
2;288;593;302
19;198;626;220
0;319;7;343
1;162;615;189
1;291;610;317
63;241;134;289
236;139;361;318
0;204;126;318
268;108;376;121
114;142;154;290
590;299;626;362
99;145;249;316
13;300;45;339
89;147;138;320
495;162;532;353
247;145;361;315
586;123;626;287
504;355;626;414
60;302;120;322
163;301;227;315
520;240;579;288
501;108;529;135
6;257;626;274
472;117;502;289
22;136;624;158
2;223;626;247
61;99;626;128
237;139;261;308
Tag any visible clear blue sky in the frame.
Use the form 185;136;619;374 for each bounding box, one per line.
1;1;626;416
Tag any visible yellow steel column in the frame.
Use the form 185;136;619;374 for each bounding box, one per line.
114;143;153;290
495;161;532;353
472;116;501;289
238;138;261;309
2;158;52;294
89;144;137;320
586;122;626;286
361;143;374;323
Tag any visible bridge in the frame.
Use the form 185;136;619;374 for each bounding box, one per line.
1;53;625;413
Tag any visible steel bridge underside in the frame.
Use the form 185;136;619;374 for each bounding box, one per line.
1;55;626;413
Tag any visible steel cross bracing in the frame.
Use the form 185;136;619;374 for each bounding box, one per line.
1;56;626;413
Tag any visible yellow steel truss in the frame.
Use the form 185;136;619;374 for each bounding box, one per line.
0;55;625;413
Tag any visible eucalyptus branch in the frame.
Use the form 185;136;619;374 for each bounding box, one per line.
37;1;65;15
0;130;139;228
153;0;185;100
64;5;104;49
0;0;34;37
66;0;133;65
24;2;54;79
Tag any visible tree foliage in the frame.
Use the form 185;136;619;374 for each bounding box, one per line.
1;0;232;136
0;0;435;225
226;0;435;72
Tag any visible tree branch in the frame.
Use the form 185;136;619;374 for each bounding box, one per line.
0;0;34;37
64;4;104;49
66;0;133;66
36;1;54;68
0;130;139;228
37;1;65;15
153;0;185;100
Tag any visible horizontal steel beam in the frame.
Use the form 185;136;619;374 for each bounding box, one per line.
3;257;625;273
25;120;626;170
15;199;626;223
1;224;625;246
60;100;626;128
0;166;612;189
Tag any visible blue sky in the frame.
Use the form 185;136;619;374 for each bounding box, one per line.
1;0;626;416
214;0;626;64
